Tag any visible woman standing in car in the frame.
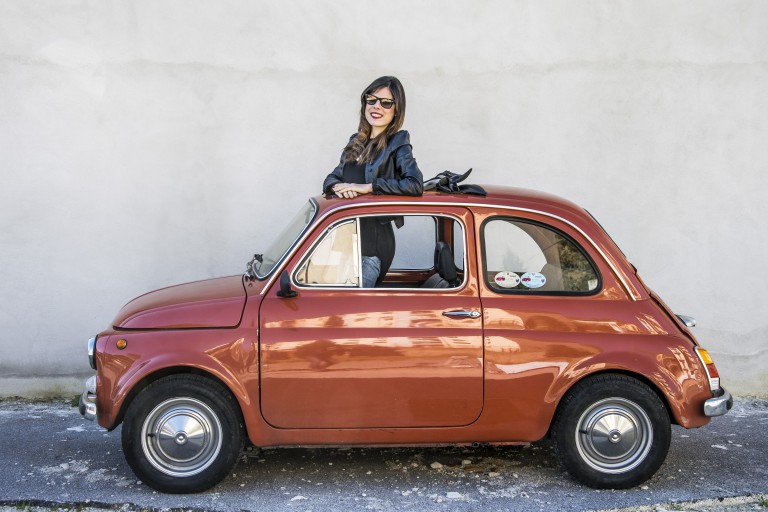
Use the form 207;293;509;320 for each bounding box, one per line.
322;76;423;287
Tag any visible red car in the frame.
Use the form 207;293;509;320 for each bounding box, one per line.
79;186;731;493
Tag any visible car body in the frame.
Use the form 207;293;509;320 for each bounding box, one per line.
79;185;731;493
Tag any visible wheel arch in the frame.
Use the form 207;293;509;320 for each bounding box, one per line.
112;366;248;440
548;369;675;437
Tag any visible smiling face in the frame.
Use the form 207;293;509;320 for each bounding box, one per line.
364;86;396;138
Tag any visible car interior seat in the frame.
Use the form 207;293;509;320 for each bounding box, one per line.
421;242;459;288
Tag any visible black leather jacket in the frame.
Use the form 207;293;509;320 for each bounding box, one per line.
323;130;423;196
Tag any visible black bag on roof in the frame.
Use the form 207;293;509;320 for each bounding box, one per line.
423;168;486;196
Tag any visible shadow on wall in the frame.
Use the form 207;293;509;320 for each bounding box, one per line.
713;351;768;398
698;325;768;398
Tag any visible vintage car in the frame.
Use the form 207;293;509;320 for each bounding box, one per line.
79;185;731;493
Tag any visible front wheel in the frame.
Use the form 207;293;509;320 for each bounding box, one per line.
121;375;244;493
551;374;671;489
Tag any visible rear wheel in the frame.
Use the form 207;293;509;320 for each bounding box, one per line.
551;374;671;489
121;375;244;493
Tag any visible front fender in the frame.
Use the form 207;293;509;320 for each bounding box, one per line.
95;330;257;430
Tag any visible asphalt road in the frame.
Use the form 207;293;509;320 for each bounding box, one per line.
0;397;765;512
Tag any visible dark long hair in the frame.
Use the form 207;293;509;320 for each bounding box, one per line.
343;76;406;164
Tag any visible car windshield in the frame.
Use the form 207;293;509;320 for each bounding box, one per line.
251;199;317;278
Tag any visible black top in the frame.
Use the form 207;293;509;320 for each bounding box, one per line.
342;161;366;184
340;162;395;282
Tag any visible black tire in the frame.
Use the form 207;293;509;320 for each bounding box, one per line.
121;375;244;493
551;374;671;489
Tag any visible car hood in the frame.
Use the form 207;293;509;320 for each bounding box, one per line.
113;275;247;330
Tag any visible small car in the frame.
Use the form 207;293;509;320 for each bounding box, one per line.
79;185;732;493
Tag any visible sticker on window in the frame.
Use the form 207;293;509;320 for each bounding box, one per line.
494;271;521;288
521;272;546;289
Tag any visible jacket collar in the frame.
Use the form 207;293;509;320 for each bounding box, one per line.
366;130;411;175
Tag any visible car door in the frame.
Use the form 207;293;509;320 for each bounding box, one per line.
258;205;483;429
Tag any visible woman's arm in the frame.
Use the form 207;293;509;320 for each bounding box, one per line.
322;162;344;195
324;160;373;198
371;143;424;196
332;182;372;198
323;134;358;195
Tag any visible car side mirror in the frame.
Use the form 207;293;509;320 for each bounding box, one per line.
276;270;297;298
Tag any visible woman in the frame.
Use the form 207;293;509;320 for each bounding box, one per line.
323;76;423;287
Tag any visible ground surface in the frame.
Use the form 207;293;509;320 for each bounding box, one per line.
0;398;765;511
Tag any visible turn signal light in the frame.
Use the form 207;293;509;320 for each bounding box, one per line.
695;347;720;392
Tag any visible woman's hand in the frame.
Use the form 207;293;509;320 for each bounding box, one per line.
332;183;373;199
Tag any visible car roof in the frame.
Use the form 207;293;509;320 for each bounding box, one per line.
313;185;593;223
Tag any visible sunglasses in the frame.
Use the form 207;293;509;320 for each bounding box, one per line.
363;94;395;110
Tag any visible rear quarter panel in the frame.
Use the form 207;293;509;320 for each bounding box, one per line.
473;205;711;440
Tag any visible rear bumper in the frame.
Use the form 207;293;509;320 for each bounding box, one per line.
78;375;97;421
704;387;733;417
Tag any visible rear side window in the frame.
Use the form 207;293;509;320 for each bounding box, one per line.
482;217;600;294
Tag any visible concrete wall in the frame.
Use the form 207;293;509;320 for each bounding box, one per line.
1;1;766;397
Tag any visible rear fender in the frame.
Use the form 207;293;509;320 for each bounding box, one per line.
548;343;712;429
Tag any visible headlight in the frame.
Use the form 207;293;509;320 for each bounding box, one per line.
87;336;97;370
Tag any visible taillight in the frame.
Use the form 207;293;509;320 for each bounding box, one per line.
695;347;721;392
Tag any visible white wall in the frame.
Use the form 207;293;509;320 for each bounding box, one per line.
1;1;766;397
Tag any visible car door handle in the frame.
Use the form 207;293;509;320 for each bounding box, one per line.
442;310;481;319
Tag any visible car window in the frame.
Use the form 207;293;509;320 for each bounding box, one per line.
295;220;360;287
453;220;465;271
294;214;465;289
482;217;600;294
255;199;317;278
390;216;436;270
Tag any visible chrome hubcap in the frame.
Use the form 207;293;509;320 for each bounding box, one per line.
575;398;653;474
141;398;222;477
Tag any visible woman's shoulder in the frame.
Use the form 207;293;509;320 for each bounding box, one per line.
389;130;411;147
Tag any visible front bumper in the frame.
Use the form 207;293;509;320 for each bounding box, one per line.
78;375;97;421
704;387;733;417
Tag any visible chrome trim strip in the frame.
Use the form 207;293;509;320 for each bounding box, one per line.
355;217;362;288
87;336;96;370
260;200;638;300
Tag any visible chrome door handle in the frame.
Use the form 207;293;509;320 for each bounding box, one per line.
442;310;481;319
